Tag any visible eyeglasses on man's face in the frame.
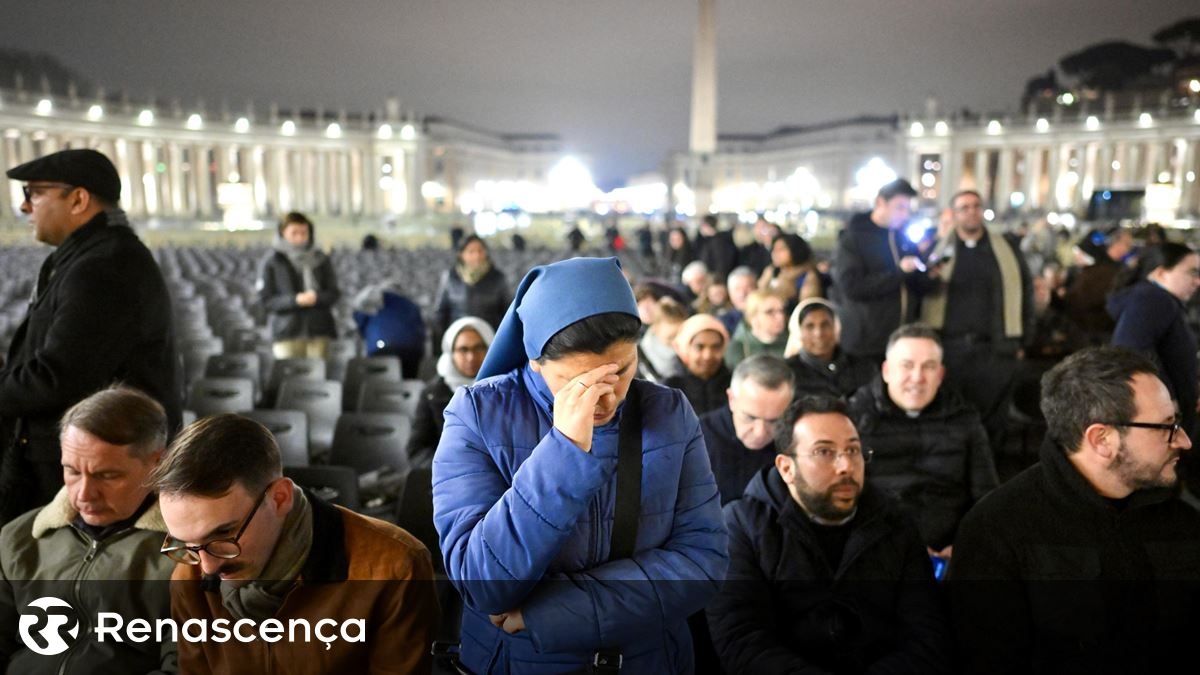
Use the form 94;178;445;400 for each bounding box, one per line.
795;445;874;465
159;486;270;565
1103;420;1185;445
21;183;76;203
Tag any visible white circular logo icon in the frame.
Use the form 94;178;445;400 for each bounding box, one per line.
18;596;79;656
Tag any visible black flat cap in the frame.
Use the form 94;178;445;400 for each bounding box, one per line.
6;149;121;203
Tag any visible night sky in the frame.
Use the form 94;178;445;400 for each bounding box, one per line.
1;0;1194;188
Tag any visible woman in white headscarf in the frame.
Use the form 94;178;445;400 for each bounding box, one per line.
407;316;495;468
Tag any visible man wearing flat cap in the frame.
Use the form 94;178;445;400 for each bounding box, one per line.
0;149;180;524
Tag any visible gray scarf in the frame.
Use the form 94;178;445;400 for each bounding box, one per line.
220;486;313;622
274;238;325;293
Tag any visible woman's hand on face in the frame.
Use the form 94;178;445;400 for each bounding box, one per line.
554;363;619;452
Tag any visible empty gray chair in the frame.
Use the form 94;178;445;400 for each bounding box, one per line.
187;377;254;417
359;379;424;417
205;352;262;403
180;337;224;386
266;357;327;403
243;409;309;467
276;378;343;459
393;466;440;572
342;356;402;412
330;412;411;475
284;465;360;510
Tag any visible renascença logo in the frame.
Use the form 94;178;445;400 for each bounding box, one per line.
18;597;80;656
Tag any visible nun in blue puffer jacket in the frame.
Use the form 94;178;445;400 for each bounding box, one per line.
432;256;729;674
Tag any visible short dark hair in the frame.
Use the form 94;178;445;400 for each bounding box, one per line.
773;394;849;456
877;178;917;201
731;354;795;393
1040;347;1161;454
146;414;282;497
539;312;642;362
885;323;942;355
60;386;167;459
457;233;489;256
1141;242;1195;277
951;189;983;207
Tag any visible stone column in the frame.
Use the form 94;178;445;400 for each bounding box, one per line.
995;148;1015;211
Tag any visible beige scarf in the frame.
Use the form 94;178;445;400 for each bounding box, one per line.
920;229;1023;338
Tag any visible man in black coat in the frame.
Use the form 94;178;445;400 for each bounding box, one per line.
0;149;180;523
695;214;738;283
848;324;998;559
831;178;937;362
700;354;794;505
708;394;952;674
951;346;1200;674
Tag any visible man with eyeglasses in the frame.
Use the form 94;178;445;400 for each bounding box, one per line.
919;189;1034;454
1;149;179;525
707;393;952;674
0;386;174;674
148;414;437;673
700;354;795;505
847;323;998;563
951;346;1200;675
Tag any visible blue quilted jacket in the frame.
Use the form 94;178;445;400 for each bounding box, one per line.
433;366;729;674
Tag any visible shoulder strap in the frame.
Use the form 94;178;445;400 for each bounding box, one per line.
610;385;642;561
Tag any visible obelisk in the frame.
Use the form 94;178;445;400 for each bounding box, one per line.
689;0;717;215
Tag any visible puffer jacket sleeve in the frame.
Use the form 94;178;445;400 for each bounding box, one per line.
433;388;617;614
517;402;729;653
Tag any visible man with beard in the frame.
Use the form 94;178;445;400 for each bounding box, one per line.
952;347;1200;675
708;394;952;674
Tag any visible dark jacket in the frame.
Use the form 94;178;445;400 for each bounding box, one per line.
737;243;771;277
1062;257;1121;343
433;266;510;349
0;213;180;516
700;405;777;505
787;348;877;399
950;440;1200;674
171;492;438;674
258;248;340;341
697;230;739;282
1108;280;1198;437
407;376;453;469
708;467;952;674
831;213;929;358
848;378;998;549
665;364;732;416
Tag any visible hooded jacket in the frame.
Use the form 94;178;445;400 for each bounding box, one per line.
434;257;728;674
0;489;175;674
847;377;998;549
708;467;952;674
1108;280;1199;437
257;224;340;341
950;440;1200;674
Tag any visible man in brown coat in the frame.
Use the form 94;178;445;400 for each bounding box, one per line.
150;414;437;674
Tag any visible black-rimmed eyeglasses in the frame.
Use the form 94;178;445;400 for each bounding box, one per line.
159;487;269;564
21;183;76;202
1103;420;1185;444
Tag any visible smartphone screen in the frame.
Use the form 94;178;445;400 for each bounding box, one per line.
930;555;948;581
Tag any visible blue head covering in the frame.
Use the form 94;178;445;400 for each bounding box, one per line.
477;257;639;379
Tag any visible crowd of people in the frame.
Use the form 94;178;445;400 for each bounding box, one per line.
0;149;1198;674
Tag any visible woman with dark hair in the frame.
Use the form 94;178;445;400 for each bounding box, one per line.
759;232;822;303
258;211;340;359
666;226;695;282
433;234;511;350
433;257;728;674
1108;242;1200;442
